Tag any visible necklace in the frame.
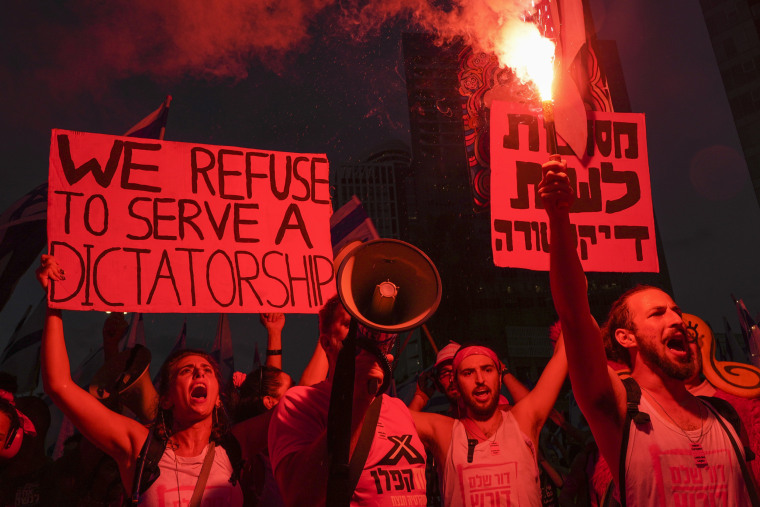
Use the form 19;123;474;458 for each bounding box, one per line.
640;388;708;468
461;412;503;464
169;438;183;505
462;411;503;442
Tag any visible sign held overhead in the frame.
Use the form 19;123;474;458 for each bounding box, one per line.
47;129;335;313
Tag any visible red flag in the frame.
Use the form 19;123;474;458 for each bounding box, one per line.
546;0;589;158
0;297;45;393
0;184;48;312
172;319;187;354
153;319;186;385
120;313;146;351
51;345;107;458
0;97;174;314
330;196;380;257
211;314;234;383
252;342;261;370
123;95;172;140
733;295;760;368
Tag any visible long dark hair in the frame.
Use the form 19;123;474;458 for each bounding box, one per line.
153;349;230;443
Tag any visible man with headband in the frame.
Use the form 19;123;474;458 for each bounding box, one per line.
411;340;567;506
409;341;462;416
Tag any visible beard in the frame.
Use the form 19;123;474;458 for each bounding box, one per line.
462;388;499;420
444;389;460;406
637;334;696;381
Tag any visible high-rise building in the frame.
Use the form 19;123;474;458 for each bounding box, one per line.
331;141;432;388
332;140;413;239
700;0;760;206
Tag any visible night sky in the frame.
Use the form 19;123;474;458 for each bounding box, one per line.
1;0;759;379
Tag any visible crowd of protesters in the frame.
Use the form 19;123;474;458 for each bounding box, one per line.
1;155;759;506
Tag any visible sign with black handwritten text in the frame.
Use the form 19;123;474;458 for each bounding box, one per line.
47;129;335;313
490;101;659;272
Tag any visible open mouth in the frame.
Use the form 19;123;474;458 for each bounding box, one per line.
190;384;208;401
472;387;490;401
665;335;688;358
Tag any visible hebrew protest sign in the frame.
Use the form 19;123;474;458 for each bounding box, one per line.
490;101;658;272
47;129;335;313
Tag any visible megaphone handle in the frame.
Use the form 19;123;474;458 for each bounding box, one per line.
376;353;393;395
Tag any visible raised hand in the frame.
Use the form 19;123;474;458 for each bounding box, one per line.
538;155;574;216
416;368;436;399
35;254;65;290
259;313;285;333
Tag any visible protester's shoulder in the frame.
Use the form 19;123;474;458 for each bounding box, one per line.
269;382;330;466
499;407;520;424
382;393;425;419
274;381;331;419
381;392;412;410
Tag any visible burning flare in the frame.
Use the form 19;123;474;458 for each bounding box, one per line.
493;19;556;99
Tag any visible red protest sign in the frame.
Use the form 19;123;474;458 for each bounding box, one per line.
47;129;336;312
490;101;658;272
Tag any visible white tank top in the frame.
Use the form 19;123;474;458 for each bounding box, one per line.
442;410;541;506
624;395;752;506
138;443;244;506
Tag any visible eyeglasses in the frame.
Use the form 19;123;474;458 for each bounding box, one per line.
436;367;453;382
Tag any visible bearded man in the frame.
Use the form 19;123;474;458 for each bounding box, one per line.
411;340;567;506
540;155;756;505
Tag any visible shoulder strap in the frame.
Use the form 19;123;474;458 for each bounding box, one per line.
600;479;621;507
133;430;243;505
188;442;216;507
701;399;760;505
139;429;168;495
131;428;166;505
129;430;151;506
347;396;383;499
697;396;755;461
618;378;650;507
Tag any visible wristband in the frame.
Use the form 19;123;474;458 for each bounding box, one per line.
501;367;511;379
266;349;282;356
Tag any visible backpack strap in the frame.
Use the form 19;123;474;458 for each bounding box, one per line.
697;396;755;461
131;427;167;505
618;378;650;507
700;398;760;504
348;396;383;496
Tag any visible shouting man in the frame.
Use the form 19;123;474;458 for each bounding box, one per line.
540;155;756;505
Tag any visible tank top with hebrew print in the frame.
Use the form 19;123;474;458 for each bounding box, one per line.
624;395;752;506
442;410;541;506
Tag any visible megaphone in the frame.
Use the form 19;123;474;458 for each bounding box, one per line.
335;239;442;333
89;344;158;423
327;239;442;507
0;400;22;460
